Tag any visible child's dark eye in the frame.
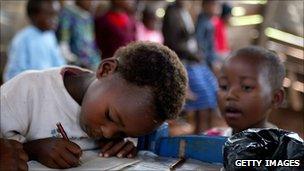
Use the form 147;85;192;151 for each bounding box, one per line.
242;85;254;92
219;85;228;91
105;110;114;122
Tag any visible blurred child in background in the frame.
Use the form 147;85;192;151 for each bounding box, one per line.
196;0;220;71
57;0;100;70
163;0;218;134
136;6;163;43
95;0;136;60
206;46;285;136
212;3;232;60
4;0;66;81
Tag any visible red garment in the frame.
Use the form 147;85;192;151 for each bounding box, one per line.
107;11;130;28
95;11;136;59
212;17;229;55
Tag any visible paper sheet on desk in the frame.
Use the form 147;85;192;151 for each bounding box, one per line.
28;150;140;171
124;157;220;171
122;151;222;171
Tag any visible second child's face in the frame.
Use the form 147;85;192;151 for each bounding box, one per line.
203;2;220;16
80;73;162;139
34;1;60;31
217;55;273;133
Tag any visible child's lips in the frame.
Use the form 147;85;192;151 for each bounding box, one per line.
224;106;242;119
225;112;242;119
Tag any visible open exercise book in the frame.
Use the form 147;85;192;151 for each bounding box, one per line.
28;150;140;171
28;150;222;170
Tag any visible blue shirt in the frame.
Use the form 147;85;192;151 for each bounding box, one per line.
4;26;66;81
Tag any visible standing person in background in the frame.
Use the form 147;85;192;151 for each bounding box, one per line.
163;0;218;134
57;0;100;70
4;0;66;81
162;0;199;63
95;0;136;60
136;6;163;43
212;3;232;60
196;0;220;71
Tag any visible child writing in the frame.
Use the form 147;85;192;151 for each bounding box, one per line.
0;42;188;169
206;46;285;136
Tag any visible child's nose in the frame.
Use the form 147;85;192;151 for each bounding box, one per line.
101;125;120;139
226;87;239;101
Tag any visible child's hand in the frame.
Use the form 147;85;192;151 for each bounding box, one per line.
23;138;82;169
0;138;28;171
98;138;137;158
186;87;197;101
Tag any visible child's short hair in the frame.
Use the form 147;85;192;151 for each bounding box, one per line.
220;3;232;18
142;6;156;20
114;41;188;120
27;0;51;18
229;46;286;91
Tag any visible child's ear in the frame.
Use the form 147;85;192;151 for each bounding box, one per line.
96;58;118;79
272;89;285;108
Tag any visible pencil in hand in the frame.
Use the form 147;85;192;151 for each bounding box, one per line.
56;122;83;165
56;122;70;141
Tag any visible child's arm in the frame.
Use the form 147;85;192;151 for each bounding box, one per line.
23;138;82;169
1;85;30;143
98;138;137;158
0;138;28;171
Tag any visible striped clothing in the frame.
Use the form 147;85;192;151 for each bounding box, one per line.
184;63;218;110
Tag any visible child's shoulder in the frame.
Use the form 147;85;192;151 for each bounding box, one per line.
11;26;42;45
6;66;91;84
9;68;60;81
1;68;62;94
16;26;38;37
3;70;44;86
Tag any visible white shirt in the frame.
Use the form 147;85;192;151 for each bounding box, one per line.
1;67;98;150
